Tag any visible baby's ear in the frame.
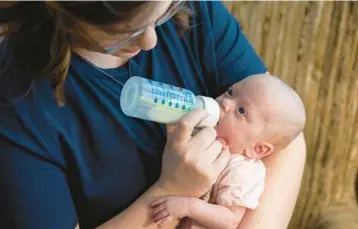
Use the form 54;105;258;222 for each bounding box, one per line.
250;141;274;159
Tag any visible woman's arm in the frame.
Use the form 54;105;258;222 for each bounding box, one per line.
97;184;180;229
74;186;180;229
188;199;245;229
237;132;306;229
150;196;245;229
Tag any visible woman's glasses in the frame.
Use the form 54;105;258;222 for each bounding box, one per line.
104;0;186;54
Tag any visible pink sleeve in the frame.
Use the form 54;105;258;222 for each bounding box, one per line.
215;158;266;209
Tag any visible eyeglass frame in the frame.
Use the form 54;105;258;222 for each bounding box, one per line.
102;0;186;54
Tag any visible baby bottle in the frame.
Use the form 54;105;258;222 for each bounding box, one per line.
120;76;220;127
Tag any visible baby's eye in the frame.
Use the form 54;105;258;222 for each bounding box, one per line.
238;106;246;115
226;88;233;96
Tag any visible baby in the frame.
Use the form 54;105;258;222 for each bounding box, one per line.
150;74;306;229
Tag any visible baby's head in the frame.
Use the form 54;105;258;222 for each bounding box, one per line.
215;74;306;159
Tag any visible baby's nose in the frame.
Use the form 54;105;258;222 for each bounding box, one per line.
222;99;235;112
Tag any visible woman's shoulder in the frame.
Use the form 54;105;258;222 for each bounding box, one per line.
190;1;235;28
189;0;267;93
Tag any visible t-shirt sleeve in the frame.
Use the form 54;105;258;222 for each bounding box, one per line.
0;136;78;229
194;1;267;96
215;160;266;209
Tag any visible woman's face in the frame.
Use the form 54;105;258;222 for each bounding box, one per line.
81;1;174;58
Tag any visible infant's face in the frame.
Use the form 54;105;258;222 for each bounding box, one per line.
215;82;266;153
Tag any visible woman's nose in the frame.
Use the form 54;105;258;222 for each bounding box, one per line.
135;27;158;51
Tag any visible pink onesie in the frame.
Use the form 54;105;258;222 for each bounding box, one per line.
178;154;266;229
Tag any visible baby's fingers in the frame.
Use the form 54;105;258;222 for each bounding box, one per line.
152;204;167;220
153;208;169;222
158;215;174;228
150;197;167;207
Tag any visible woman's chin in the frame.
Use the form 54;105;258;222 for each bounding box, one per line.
115;49;141;58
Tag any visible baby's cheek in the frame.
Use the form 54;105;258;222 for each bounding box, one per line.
225;128;240;146
216;122;237;145
215;122;226;138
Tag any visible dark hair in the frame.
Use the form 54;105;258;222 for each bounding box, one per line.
0;1;192;106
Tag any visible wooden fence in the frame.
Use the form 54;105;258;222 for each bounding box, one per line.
224;1;358;228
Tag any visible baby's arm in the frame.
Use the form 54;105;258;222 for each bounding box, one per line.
151;196;245;229
188;198;245;229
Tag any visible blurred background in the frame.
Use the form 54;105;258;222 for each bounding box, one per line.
224;1;358;229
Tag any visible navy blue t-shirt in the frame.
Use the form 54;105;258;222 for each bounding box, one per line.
0;1;266;229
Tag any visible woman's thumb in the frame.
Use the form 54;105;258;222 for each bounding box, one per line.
213;148;230;174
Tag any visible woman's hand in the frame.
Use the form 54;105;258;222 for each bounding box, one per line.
157;109;230;198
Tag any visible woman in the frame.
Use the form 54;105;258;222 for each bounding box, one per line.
0;1;306;229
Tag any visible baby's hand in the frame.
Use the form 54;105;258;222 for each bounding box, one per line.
150;196;192;228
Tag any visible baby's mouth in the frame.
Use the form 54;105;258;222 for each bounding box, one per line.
216;137;228;149
214;122;228;148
